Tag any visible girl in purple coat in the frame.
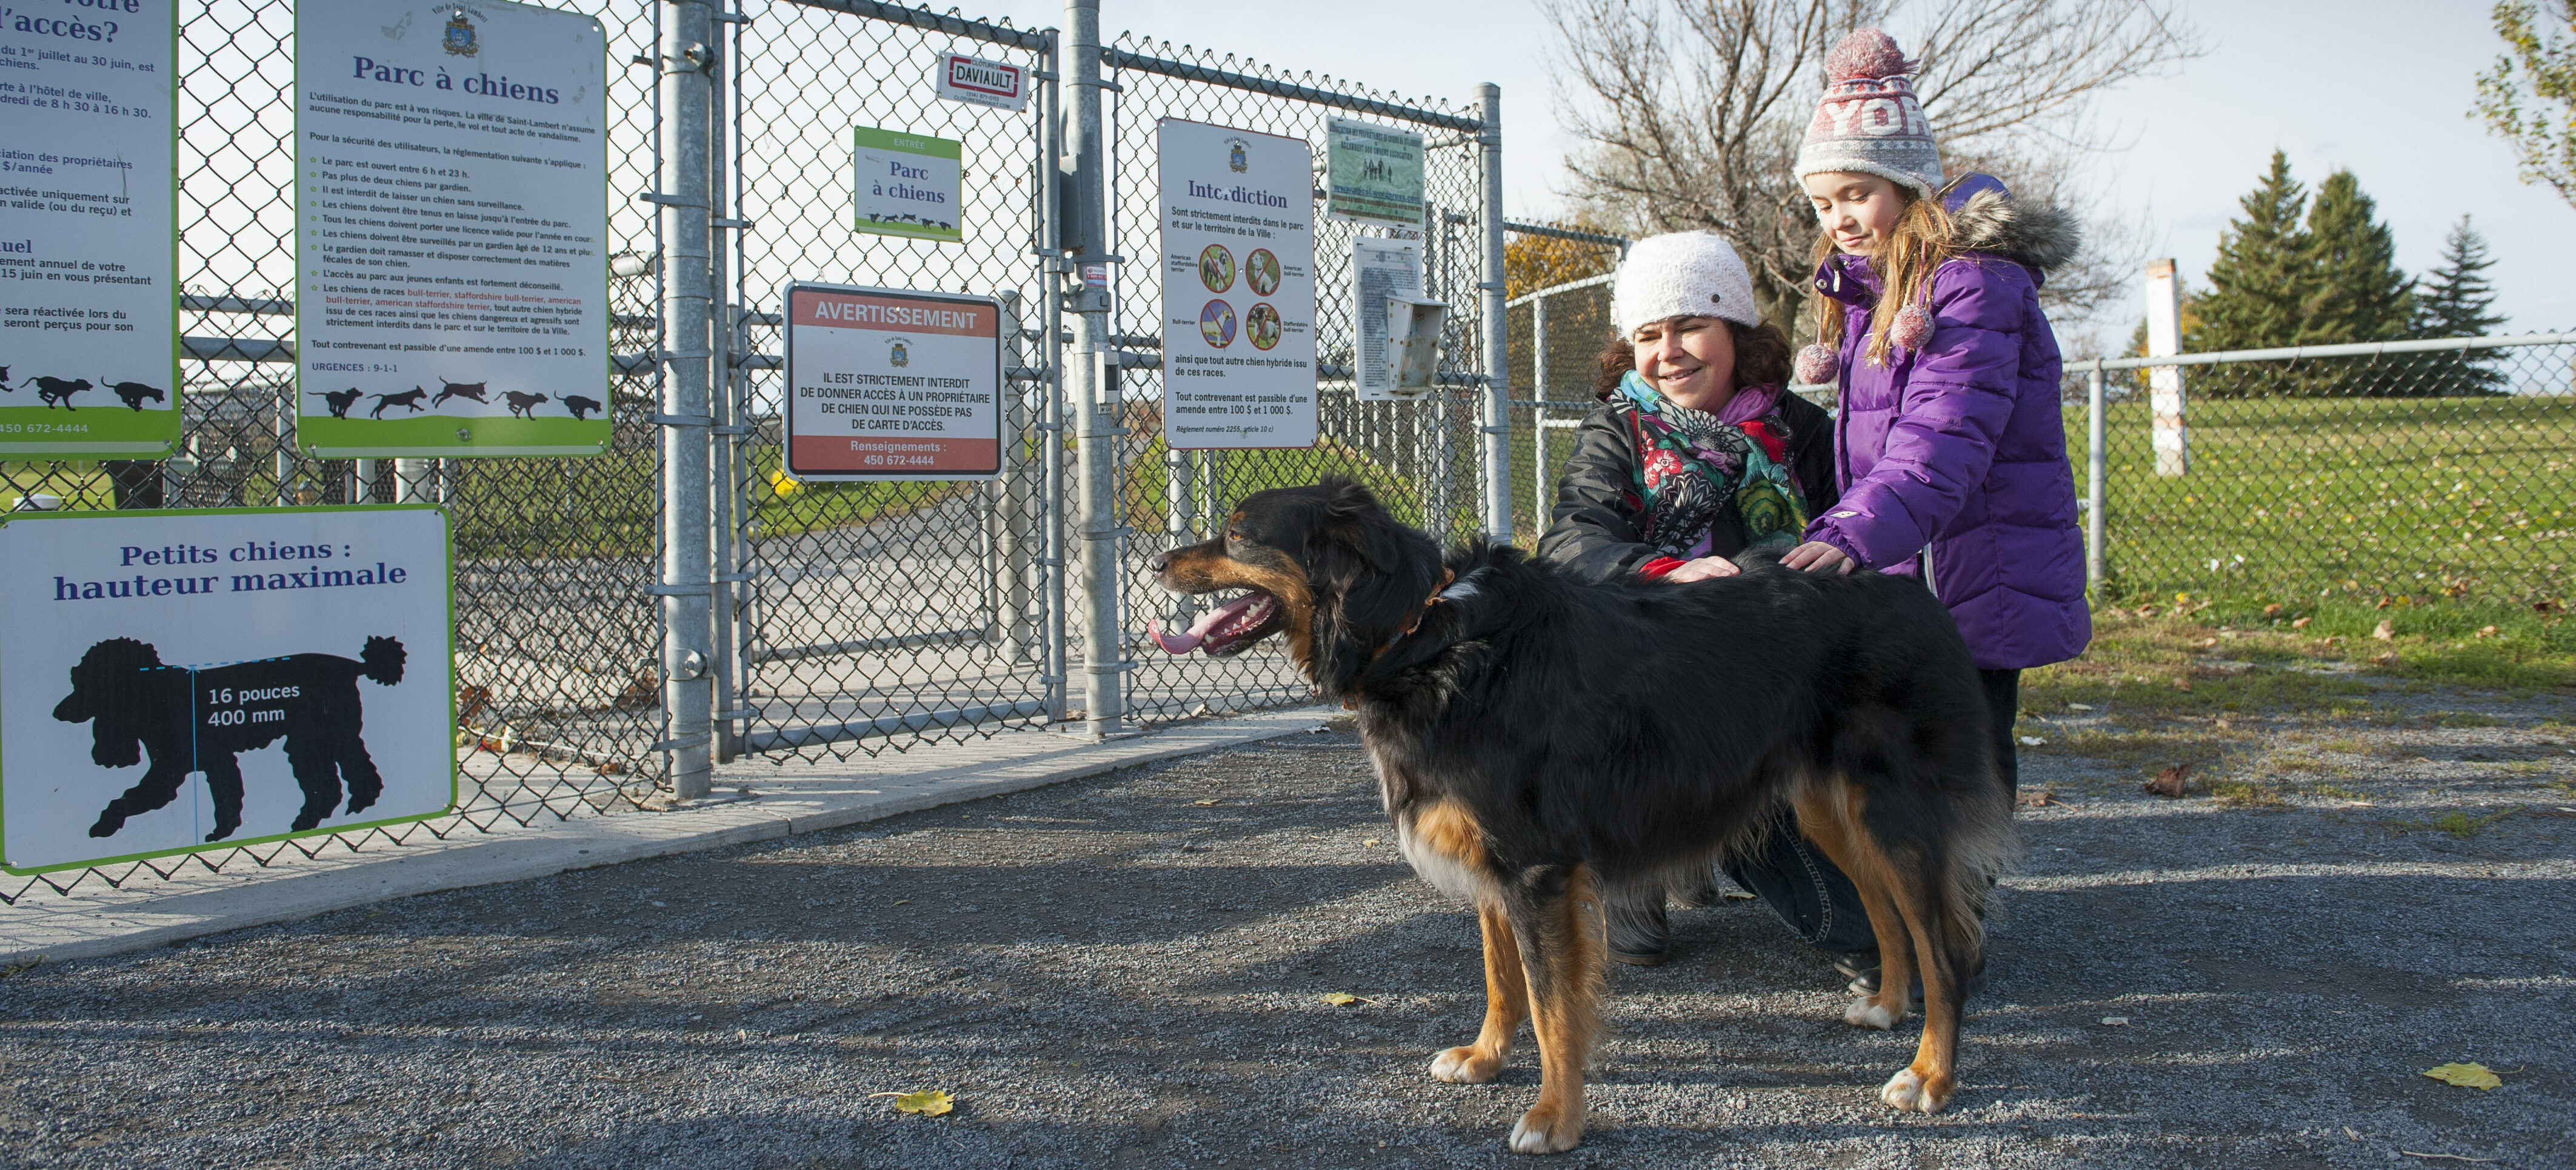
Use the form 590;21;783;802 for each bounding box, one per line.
1738;27;2092;991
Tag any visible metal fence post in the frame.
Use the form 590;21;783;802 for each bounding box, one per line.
1066;0;1120;738
1530;291;1547;525
658;0;716;798
997;290;1035;663
1475;82;1512;543
2086;362;2107;597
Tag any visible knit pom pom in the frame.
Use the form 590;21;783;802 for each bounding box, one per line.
1794;343;1840;385
1889;302;1935;351
1825;27;1917;82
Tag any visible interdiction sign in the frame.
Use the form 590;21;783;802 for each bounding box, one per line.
1156;118;1317;451
782;282;1002;481
0;506;457;876
0;0;179;458
293;0;612;457
931;51;1027;112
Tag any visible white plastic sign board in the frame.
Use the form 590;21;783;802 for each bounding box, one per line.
294;0;612;457
1352;237;1424;401
1156;118;1316;450
0;1;179;457
852;127;961;242
0;506;457;875
783;282;1001;480
1324;117;1424;228
932;52;1027;112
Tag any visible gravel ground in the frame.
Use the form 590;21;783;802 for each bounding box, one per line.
3;693;2572;1169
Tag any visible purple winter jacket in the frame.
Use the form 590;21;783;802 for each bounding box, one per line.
1802;175;2091;670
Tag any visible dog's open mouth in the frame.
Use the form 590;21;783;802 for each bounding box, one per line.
1147;590;1280;657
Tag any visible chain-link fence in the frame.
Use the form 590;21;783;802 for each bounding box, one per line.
4;0;1513;904
2077;336;2576;613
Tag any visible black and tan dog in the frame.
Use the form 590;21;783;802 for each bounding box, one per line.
1146;479;2015;1154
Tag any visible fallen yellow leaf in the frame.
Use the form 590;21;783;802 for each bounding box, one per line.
1321;992;1357;1006
1362;837;1381;846
1192;799;1219;806
870;1089;956;1115
2423;1063;2501;1090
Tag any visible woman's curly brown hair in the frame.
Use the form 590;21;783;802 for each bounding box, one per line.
1592;317;1794;401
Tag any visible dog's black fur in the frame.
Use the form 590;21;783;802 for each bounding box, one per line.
1149;479;2016;1152
53;636;408;843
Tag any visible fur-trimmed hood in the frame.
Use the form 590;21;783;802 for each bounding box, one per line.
1943;173;2081;277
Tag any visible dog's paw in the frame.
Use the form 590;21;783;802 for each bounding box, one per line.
1843;995;1900;1030
1507;1103;1584;1154
88;817;122;839
1879;1066;1954;1114
1430;1045;1502;1084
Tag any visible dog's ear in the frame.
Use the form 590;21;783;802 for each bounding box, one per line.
1304;482;1443;698
56;639;155;768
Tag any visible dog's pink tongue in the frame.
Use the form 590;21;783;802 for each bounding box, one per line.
1147;595;1260;655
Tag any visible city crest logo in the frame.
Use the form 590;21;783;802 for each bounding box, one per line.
887;336;912;367
1226;138;1249;173
444;10;479;58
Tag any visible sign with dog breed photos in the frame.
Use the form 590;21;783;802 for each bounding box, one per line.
0;0;181;457
0;506;456;874
293;0;612;457
1156;118;1317;450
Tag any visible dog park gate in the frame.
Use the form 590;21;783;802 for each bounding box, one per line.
0;0;1509;904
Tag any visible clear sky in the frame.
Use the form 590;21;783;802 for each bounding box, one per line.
973;0;2574;336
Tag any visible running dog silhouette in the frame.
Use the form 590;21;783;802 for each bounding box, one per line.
100;377;166;411
21;375;92;409
53;636;408;843
369;387;429;418
431;379;489;407
561;394;603;420
503;390;549;419
315;387;363;418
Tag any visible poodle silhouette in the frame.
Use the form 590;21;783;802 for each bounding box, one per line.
315;387;362;418
52;636;408;843
561;394;603;420
100;377;165;411
369;388;429;419
432;379;489;407
503;390;549;419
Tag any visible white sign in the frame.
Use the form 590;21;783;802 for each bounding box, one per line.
853;127;961;243
932;52;1027;112
294;0;612;457
0;2;179;457
0;507;456;875
1156;119;1316;450
783;283;1002;481
1352;237;1424;401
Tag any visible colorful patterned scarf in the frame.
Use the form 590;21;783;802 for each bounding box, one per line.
1614;370;1808;560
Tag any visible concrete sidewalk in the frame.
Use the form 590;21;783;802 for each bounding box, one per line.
0;706;1329;967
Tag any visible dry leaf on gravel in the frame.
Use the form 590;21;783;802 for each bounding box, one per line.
2100;1016;2129;1026
2423;1063;2503;1090
2067;703;2096;711
2144;763;2194;798
2017;789;2061;808
1191;799;1219;806
1320;992;1378;1006
870;1090;955;1116
2018;736;2046;746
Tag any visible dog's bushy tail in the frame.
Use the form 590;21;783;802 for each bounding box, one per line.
361;636;406;685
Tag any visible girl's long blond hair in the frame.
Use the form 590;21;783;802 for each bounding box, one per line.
1811;182;1960;367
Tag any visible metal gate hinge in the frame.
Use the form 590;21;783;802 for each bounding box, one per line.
660;350;714;362
638;193;711;209
650;734;712;754
713;571;752;583
711;217;753;230
652;413;715;427
1085;660;1138;674
1078;525;1133;542
646;582;713;596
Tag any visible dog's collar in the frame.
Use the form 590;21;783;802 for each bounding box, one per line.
1373;567;1481;660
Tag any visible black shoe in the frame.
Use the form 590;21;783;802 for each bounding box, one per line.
1839;957;1987;1003
1606;892;1672;966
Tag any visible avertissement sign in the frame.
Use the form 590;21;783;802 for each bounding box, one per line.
0;506;456;875
782;283;1001;481
0;1;179;457
293;0;612;457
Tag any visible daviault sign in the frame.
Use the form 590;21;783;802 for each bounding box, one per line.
933;51;1027;111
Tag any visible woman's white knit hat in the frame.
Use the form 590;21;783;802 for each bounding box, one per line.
1609;230;1761;335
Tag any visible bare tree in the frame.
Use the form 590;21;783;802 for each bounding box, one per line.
1544;0;2201;333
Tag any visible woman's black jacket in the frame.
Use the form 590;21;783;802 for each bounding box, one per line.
1535;390;1841;584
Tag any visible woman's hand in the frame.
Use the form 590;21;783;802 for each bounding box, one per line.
1665;556;1742;582
1781;541;1856;574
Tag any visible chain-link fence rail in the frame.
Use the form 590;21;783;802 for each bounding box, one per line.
1092;37;1506;731
2074;333;2576;622
1;0;669;907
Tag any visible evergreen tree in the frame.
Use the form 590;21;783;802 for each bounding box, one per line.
2299;169;2414;345
2411;215;2511;394
2196;151;2314;355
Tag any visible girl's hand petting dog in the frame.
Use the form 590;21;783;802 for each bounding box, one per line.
1664;556;1741;582
1783;540;1856;574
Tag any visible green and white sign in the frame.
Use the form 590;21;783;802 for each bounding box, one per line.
0;1;180;457
1324;117;1424;228
0;506;457;876
293;0;613;457
853;127;961;243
